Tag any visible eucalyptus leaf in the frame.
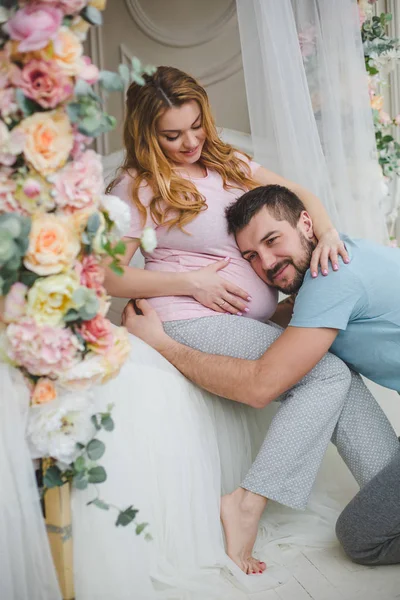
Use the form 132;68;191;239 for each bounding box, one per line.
132;73;145;86
74;456;86;473
81;5;103;26
87;498;109;510
15;89;41;117
20;270;40;288
131;57;142;73
91;415;101;431
44;466;64;489
118;64;130;85
86;439;106;461
101;415;114;432
116;506;138;527
87;212;101;234
88;466;107;484
63;309;80;323
99;71;124;92
135;522;148;535
73;471;89;490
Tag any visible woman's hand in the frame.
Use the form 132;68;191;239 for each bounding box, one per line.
310;229;350;277
186;258;251;315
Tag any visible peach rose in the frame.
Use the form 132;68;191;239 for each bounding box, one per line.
18;110;73;175
371;94;384;111
79;314;114;355
53;27;83;76
24;213;80;276
31;378;57;405
89;0;107;9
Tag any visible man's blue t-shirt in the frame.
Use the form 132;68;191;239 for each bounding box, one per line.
290;235;400;391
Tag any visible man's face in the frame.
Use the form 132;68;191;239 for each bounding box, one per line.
236;207;316;294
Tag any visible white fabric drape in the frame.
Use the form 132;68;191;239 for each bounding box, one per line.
237;0;388;243
0;363;61;600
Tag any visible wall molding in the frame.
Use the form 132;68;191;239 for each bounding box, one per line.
88;25;109;155
120;43;242;88
124;0;236;48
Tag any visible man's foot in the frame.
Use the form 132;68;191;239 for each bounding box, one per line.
221;487;268;574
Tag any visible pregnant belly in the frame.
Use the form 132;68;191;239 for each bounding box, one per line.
146;255;278;322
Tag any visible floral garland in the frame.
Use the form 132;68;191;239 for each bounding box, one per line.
0;1;156;531
359;0;400;243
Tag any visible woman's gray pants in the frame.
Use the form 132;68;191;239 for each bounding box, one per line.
164;315;400;510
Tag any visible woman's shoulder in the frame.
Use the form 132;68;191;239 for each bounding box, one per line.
111;169;153;206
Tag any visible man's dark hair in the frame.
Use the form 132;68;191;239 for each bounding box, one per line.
225;185;306;236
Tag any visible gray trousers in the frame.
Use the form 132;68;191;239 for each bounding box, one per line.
336;449;400;565
164;315;400;510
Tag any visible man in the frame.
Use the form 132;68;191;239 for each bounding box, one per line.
123;184;400;567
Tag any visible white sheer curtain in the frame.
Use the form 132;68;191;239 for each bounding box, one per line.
237;0;388;243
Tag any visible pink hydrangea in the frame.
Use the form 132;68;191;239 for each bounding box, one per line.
53;150;103;213
0;167;19;213
71;128;93;159
3;283;28;323
379;111;392;126
11;59;73;109
4;4;63;53
79;314;114;355
6;318;82;377
76;255;105;296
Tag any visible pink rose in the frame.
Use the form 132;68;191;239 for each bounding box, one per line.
76;255;105;296
78;56;99;85
379;111;392;126
4;4;63;53
23;178;42;199
6;318;82;377
11;59;73;109
53;150;103;213
41;0;87;15
394;114;400;126
3;283;28;323
79;314;114;355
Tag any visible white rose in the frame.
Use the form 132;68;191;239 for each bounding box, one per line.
58;352;104;390
100;194;131;239
27;390;95;463
141;227;157;253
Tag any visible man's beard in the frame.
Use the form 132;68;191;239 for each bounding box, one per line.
266;235;316;294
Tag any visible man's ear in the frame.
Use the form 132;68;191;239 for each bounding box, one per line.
298;211;314;239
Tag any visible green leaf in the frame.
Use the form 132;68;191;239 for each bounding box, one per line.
88;466;107;484
74;456;86;473
76;442;85;451
87;212;101;234
131;57;142;73
66;102;82;123
99;70;124;92
109;261;123;276
73;471;89;490
116;506;138;527
64;308;80;323
113;240;126;255
91;414;101;431
81;5;103;26
118;64;130;85
135;522;148;535
15;89;41;117
101;414;114;432
87;497;110;510
382;135;394;144
86;439;106;461
44;466;64;489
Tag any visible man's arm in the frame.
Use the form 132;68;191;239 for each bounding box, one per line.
123;300;339;408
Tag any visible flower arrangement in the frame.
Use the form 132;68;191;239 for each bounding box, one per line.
358;0;400;243
0;0;156;530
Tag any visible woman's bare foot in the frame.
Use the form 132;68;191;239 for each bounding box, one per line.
221;487;268;574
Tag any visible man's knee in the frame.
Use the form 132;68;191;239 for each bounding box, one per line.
336;509;386;566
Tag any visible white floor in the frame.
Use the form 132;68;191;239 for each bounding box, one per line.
251;379;400;600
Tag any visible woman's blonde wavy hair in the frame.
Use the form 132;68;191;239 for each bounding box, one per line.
107;66;257;231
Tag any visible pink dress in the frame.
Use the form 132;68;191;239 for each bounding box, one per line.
112;155;278;322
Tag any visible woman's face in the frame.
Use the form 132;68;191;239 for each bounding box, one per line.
156;100;206;166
